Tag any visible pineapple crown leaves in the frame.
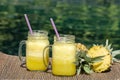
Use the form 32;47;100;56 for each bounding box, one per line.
105;39;113;53
74;51;104;75
112;50;120;63
93;39;113;53
105;39;120;63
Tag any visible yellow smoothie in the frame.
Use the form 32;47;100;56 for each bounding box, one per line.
52;38;76;76
26;40;49;71
25;30;49;71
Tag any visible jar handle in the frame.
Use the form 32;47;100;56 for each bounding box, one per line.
18;40;26;64
43;45;52;68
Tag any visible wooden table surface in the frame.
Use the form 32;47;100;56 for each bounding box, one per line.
0;52;120;80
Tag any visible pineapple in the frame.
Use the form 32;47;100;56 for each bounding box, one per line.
75;43;103;74
75;40;120;75
76;43;88;52
87;40;113;72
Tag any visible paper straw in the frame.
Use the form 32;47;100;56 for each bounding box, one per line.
24;14;33;35
50;18;60;40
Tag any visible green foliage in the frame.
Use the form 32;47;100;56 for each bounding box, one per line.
0;0;120;55
112;50;120;63
74;51;104;75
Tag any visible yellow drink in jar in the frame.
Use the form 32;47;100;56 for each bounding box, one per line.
26;30;49;71
52;35;76;76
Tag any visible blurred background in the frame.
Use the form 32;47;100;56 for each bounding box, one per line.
0;0;120;55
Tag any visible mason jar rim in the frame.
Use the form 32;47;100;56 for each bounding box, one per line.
28;30;48;36
54;34;75;43
55;34;75;39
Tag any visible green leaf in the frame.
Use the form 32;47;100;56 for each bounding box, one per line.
112;50;120;63
79;51;87;58
83;64;93;74
105;39;113;52
76;51;81;57
113;58;120;63
91;56;104;63
84;56;91;62
112;50;120;57
105;39;109;47
77;66;82;75
114;54;120;59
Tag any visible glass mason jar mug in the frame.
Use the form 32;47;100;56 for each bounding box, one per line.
44;34;77;76
18;30;49;71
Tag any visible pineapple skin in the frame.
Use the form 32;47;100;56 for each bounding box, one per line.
76;43;88;51
87;45;112;72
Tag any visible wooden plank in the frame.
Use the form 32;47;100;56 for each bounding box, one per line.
0;52;120;80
